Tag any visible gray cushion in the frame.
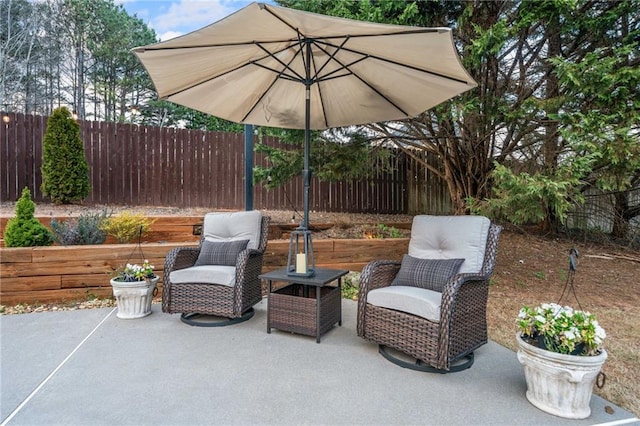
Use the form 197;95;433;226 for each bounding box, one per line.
367;286;442;322
195;239;249;266
169;265;236;287
203;210;262;250
409;215;490;274
391;255;464;292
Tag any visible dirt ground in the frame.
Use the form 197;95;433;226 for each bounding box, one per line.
488;226;640;418
2;203;639;416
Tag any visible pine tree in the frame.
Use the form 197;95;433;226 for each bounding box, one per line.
3;188;54;247
41;107;90;204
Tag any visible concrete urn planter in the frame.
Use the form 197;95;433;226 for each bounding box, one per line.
516;332;607;419
110;277;158;319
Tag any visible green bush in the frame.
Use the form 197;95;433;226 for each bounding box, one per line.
3;188;54;247
99;211;155;243
341;272;360;300
41;106;90;204
366;224;403;239
51;209;111;245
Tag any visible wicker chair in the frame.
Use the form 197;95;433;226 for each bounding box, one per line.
357;215;501;373
162;211;270;326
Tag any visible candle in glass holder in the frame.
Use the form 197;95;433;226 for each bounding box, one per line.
296;253;307;274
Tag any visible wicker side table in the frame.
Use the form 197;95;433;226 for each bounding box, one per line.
260;268;348;343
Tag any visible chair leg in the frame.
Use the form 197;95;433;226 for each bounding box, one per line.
378;345;474;374
180;308;255;327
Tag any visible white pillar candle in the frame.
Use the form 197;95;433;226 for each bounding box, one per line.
296;253;307;274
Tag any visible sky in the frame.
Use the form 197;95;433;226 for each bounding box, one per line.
118;0;274;41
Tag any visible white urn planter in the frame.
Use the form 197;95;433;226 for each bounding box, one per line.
110;276;159;319
516;332;607;419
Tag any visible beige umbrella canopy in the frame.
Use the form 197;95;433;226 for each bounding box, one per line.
133;2;476;275
133;2;476;130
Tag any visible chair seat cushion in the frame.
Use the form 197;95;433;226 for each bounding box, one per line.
367;286;441;322
391;255;464;292
169;265;236;287
194;239;249;266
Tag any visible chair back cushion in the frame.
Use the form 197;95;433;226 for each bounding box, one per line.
203;210;262;250
408;215;490;274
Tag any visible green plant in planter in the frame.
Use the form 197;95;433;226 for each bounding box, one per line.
51;209;111;245
3;188;54;247
517;302;606;355
99;211;155;243
113;260;156;282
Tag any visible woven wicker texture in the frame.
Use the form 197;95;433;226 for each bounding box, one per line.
162;215;270;318
357;222;502;371
269;284;341;337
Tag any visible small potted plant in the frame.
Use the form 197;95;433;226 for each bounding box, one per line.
110;260;158;319
516;302;607;419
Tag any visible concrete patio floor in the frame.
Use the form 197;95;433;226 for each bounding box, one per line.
1;299;638;426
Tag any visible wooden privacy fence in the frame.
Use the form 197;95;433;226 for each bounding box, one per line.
1;112;452;214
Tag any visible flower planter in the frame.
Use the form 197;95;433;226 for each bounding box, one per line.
516;332;607;419
110;276;159;319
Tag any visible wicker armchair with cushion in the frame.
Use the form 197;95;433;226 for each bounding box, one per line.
162;210;270;326
357;215;501;373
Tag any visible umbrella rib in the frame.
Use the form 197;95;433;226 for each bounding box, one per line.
308;39;330;128
160;62;253;99
241;42;306;123
133;29;442;53
312;36;351;82
254;41;306;83
158;41;305;100
310;40;410;118
315;38;472;85
134;29;439;52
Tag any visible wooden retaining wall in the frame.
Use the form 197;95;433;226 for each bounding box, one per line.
0;238;409;305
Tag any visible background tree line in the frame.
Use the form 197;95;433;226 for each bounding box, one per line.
1;0;156;121
2;0;639;241
276;0;640;239
0;0;246;128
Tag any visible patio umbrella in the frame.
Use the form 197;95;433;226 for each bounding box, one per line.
133;2;476;274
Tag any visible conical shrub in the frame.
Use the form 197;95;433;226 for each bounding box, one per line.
41;107;90;204
4;188;54;247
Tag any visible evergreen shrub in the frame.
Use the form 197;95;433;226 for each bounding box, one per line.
41;107;90;204
3;188;54;247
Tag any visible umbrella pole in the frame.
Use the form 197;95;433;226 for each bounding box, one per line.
285;40;315;277
303;85;311;231
303;37;312;232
